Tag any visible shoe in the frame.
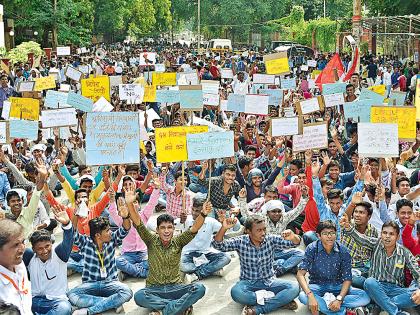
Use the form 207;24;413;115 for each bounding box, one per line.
115;305;124;314
184;273;199;284
118;270;127;282
149;311;162;315
72;308;88;315
213;267;225;277
67;269;74;277
275;267;286;277
241;306;256;315
183;306;193;315
282;300;298;311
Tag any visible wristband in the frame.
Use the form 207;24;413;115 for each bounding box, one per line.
306;291;313;296
200;212;207;218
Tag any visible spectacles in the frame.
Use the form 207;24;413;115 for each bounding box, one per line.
321;232;336;237
45;269;56;280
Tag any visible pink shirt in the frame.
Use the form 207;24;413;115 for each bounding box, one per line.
108;188;160;254
278;181;302;208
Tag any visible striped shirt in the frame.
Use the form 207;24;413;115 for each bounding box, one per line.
344;226;420;287
198;175;241;210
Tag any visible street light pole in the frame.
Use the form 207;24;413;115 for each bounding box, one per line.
323;0;326;18
352;0;361;70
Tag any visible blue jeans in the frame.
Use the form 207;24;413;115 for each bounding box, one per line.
116;251;149;278
189;183;208;194
68;280;132;314
299;283;370;315
134;283;206;315
351;263;370;289
231;278;300;315
32;296;72;315
273;248;304;275
68;251;83;273
303;231;318;246
364;277;418;314
180;251;231;279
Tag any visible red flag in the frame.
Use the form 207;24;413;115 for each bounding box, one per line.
343;47;359;82
315;53;345;90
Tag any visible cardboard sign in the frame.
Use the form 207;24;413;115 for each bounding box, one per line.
177;71;199;85
359;88;385;104
93;97;113;112
281;78;297;89
81;75;110;102
388;91;406;106
155;125;208;163
358;123;399;158
2;101;10;119
221;68;233;79
258;89;283;106
45;90;69;108
253;74;275;84
343;99;374;122
155;64;165;72
220;99;228;111
118;84;144;103
65;66;83;82
179;85;203;110
368;84;386;96
67;91;94;112
34;76;56;91
10;119;38;140
307;60;317;67
322;83;347;95
415;75;420;120
139;52;156;65
297;97;321;115
143;85;157;102
270;117;301;136
109;75;123;88
244;94;268;115
156;89;180;104
263;52;290;75
292;123;328;152
152;72;177;86
86;112;140;165
227;94;245;112
323;93;345;108
9;97;40;120
16;81;35;92
201;80;219;95
41;108;78;128
203;93;220;106
56;46;71;56
187;131;234;160
0;121;10;144
370;106;416;140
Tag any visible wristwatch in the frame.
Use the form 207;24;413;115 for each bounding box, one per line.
336;295;343;302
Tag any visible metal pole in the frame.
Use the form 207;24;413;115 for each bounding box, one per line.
197;0;201;53
324;0;326;18
409;17;412;60
352;0;361;71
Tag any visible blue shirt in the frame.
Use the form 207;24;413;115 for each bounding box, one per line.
0;86;13;107
0;172;11;204
299;240;352;286
325;170;355;190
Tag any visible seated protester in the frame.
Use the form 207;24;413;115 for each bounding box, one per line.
388;176;420;213
246;184;279;214
0;220;31;315
278;158;303;209
341;193;378;289
239;187;308;276
0;165;10;207
198;162;241;217
23;205;74;315
109;178;160;280
59;162;103;190
236;156;254;184
125;186;208;315
125;163;155;202
329;127;354;173
277;167;307;208
362;183;385;232
318;156;355;190
4;158;47;238
212;214;301;315
402;212;420;286
180;195;235;284
68;207;133;315
297;220;371;315
341;218;420;314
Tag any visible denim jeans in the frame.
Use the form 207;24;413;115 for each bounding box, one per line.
303;231;318;246
116;251;149;278
231;278;300;315
351;263;370;289
180;251;231;279
32;296;72;315
364;277;418;315
273;248;304;275
68;251;83;273
134;283;206;315
68;280;132;314
189;183;208;194
299;283;370;315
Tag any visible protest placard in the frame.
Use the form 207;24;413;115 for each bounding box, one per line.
300;65;309;71
93;97;113;112
64;66;83;82
139;52;156;65
227;94;245;112
179;85;203;110
10;119;38;140
86;112;140;165
297;97;322;115
358;123;399;158
253;74;275;84
370;106;416;140
270;117;301;136
187;131;234;160
45;90;69;108
34;76;56;91
155;64;165;72
201;80;220;95
221;68;233;79
359;88;385;104
67;91;93;112
368;84;386;96
245;94;269;115
343;99;374;122
281;78;297;89
220;99;228;111
16;81;35;92
139;109;160;131
78;65;89;75
56;46;71;56
263;52;290;75
156;89;180;104
416;75;420;120
307;60;317;67
109;75;123;88
203;93;220;106
119;84;144;103
323;93;345;107
322;82;347;95
2;101;10;120
388;91;407;106
308;79;316;89
258;89;283;106
81;75;110;102
59;84;71;92
9;97;39;120
0;121;9;144
41;108;78;128
143;85;156;102
292;123;328;152
153;72;177;86
177;71;199;85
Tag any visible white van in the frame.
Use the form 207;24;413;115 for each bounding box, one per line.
207;39;232;52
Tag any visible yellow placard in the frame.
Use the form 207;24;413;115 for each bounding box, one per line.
368;85;386;96
133;77;145;86
311;70;322;79
9;97;40;120
415;76;420;121
81;75;110;102
152;72;177;86
34;76;56;91
371;106;416;140
265;58;290;75
143;85;156;102
155;126;209;163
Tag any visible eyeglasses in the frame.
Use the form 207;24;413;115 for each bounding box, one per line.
321;231;336;237
45;269;56;280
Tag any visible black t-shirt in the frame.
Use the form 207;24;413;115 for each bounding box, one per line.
366;63;377;78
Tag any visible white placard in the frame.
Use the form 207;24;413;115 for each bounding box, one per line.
139;52;156;65
307;60;317;67
252;74;275;84
323;93;345;107
203;93;220;106
220;99;228;111
0;122;7;143
201;80;219;95
59;84;71;92
2;101;10;119
244;94;269;115
308;79;316;89
93;97;114;112
178;72;199;85
300;65;309;71
80;47;88;54
65;66;83;82
109;76;123;88
78;65;89;75
271;117;300;136
155;64;165;72
118;84;144;103
41;108;78;128
358;123;399;158
299;97;320;114
17;81;35;92
221;68;233;79
293;123;328;152
57;46;71;56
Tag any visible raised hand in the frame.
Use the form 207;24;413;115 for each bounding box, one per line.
117;197;129;218
351;191;364;205
239;188;247;199
339;213;351;230
146;159;154;172
304;150;313;165
202;201;213;216
321;151;330;165
109;187;116;203
118;164;126;176
35;158;48;181
311;158;321;176
330;127;338;139
281;229;295;241
222;216;237;230
201;160;209;172
123;185;137;204
301;185;309;198
51;204;70;226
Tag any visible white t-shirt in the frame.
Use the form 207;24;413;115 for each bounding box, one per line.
232;75;251;95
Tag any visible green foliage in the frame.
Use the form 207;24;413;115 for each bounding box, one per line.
364;0;420;16
306;18;340;52
6;41;44;64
